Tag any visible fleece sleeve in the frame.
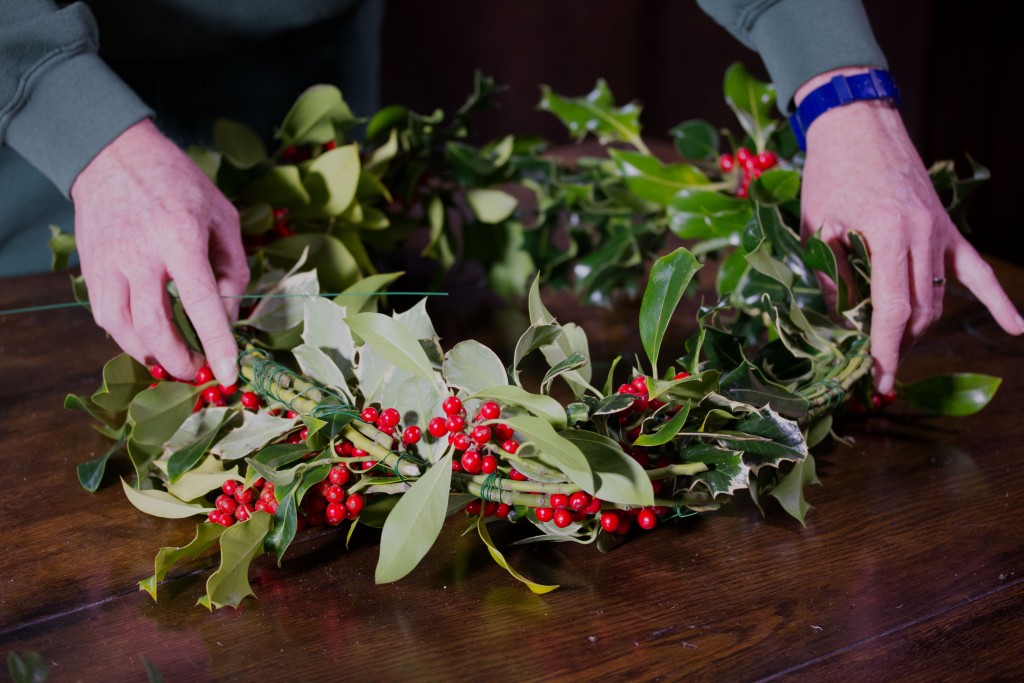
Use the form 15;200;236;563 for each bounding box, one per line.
0;0;153;197
695;0;888;113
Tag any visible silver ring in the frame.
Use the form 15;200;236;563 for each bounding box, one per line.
932;277;947;288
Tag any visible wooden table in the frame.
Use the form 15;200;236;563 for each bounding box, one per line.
2;264;1023;681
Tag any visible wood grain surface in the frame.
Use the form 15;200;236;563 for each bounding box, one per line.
1;262;1022;681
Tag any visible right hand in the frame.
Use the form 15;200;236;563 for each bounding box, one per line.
71;119;249;386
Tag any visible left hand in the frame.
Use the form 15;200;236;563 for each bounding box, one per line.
797;69;1024;395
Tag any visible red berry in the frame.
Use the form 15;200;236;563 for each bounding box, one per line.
632;394;649;412
379;408;400;428
402;425;422;445
650;399;666;411
325;485;345;503
216;513;235;528
631;376;648;395
719;153;735;173
234;503;254;522
328;465;350;486
755;150;778;170
195;366;214;385
535;507;554;523
736;147;753;164
201;386;223;404
149;365;169;380
502;440;519;454
442;396;463;415
550;493;569;510
326;502;346;525
584;496;603;515
240;391;260;410
617;383;636;395
222;480;238;496
255;500;272;514
216;495;237;514
220;383;237;396
881;391;898;405
428;417;448;438
252;477;265;489
345;493;364;515
496;503;511;518
480;401;501;420
509;468;527;481
674;371;690;380
568;491;590;512
234;487;255;505
452;433;472;451
192;397;203;413
445;415;466;433
637;509;657;530
870;394;884;410
352;448;368;460
362;460;375;471
361;407;379;423
287;434;303;444
470;425;491;445
465;500;482;516
451;459;464;472
600;511;621;532
492;423;514;442
553;509;573;528
298;427;309;441
207;510;223;525
323;140;338;151
460;450;482;474
480;455;498;474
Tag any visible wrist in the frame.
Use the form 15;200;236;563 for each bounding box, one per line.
791;67;901;150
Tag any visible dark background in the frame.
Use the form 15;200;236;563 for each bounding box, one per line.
380;1;1019;263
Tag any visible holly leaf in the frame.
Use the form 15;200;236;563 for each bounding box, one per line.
681;443;749;497
210;411;298;460
204;511;273;609
466;188;517;224
472;385;567;428
639;248;701;376
304;143;360;216
563;430;654;505
499;414;593;492
264;463;331;562
139;521;225;601
900;373;1001;416
276;84;356;146
345;312;437;383
634;401;691;447
332;271;404;315
77;437;125;492
668;191;751;240
539;79;645;151
92;353;153;413
723;62;778;150
477;514;558;594
242;269;319;332
213;118;267;169
121;478;212;518
375;454;453;584
770;454;819;525
167;409;230;482
670;119;719;160
128;382;202;446
443;340;509;395
511;324;560;385
609;148;708;206
164;455;243;502
720;408;808;471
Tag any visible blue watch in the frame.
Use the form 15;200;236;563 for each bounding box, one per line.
789;69;902;151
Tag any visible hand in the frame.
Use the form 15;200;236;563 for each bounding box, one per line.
71;119;249;386
797;69;1024;395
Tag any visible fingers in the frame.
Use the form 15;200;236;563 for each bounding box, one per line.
902;235;938;353
868;248;912;395
171;249;240;387
950;239;1024;336
128;270;201;380
90;272;151;368
209;197;249;322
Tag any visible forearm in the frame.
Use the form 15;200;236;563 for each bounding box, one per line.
0;0;152;196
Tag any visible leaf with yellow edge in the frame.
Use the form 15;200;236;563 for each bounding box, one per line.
204;511;273;609
477;515;558;594
139;522;225;601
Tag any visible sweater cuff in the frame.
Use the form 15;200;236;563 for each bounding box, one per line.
3;52;153;198
749;0;888;115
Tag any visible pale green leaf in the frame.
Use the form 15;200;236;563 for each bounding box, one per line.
121;478;211;519
473;385;566;428
345;312;436;383
466;188;517;224
128;382;202;446
443;340;509;394
205;511;273;608
563;431;654;505
210;411;298;460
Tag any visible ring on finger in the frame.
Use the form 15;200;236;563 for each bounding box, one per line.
932;276;947;288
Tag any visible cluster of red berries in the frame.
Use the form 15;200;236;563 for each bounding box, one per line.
532;490;603;528
720;147;778;198
599;505;669;534
845;390;897;416
302;465;364;527
149;363;238;412
208;478;271;527
425;397;519;475
358;406;423;447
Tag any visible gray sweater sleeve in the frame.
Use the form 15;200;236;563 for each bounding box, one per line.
0;0;153;197
696;0;888;114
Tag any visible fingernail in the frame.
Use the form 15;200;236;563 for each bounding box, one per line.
877;373;895;396
213;358;237;386
1015;314;1024;335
